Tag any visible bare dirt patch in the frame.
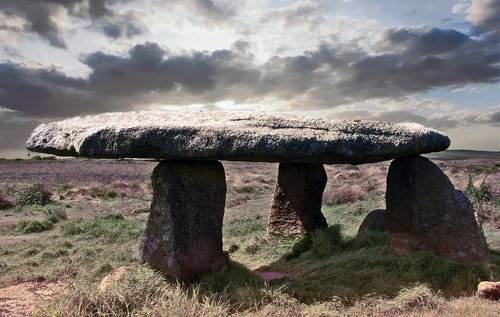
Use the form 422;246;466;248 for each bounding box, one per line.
0;281;66;317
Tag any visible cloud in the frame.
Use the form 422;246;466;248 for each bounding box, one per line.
327;109;499;130
0;0;68;48
0;0;146;49
466;0;500;36
386;27;469;55
0;26;499;117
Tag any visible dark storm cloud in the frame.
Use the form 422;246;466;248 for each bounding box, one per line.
328;110;499;130
0;0;146;48
82;42;217;95
332;23;500;101
0;0;68;48
1;27;499;116
0;62;91;116
387;28;469;55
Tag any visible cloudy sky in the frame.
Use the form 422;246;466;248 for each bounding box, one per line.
0;0;499;158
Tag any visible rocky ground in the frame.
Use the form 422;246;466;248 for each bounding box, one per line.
0;150;498;316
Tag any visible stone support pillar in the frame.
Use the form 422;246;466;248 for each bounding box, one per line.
268;163;328;237
140;160;227;280
386;155;489;263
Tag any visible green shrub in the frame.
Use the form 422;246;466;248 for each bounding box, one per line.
106;191;118;199
17;219;54;234
17;184;52;206
236;186;256;194
465;175;492;204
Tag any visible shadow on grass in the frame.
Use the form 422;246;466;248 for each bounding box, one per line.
252;225;493;304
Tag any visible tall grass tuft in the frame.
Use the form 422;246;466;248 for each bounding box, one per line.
35;266;229;317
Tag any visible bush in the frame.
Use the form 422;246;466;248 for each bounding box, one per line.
0;191;16;209
17;184;52;206
17;219;54;234
106;191;118;199
44;209;67;223
465;176;493;204
323;185;366;205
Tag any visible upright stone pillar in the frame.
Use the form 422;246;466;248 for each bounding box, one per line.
386;155;489;263
140;160;227;281
268;163;328;237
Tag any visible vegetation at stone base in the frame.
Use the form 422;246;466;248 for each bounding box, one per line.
33;269;500;317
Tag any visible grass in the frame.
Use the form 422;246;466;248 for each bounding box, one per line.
1;159;499;316
0;215;145;286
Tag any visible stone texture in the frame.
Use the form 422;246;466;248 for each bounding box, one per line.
268;163;327;237
386;155;489;263
140;160;227;280
477;281;500;300
27;111;450;164
356;209;386;240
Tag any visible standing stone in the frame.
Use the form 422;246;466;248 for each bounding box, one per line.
386;155;489;263
140;160;227;280
356;209;386;240
268;163;328;237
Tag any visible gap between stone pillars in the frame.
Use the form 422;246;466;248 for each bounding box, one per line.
140;160;227;281
267;163;328;237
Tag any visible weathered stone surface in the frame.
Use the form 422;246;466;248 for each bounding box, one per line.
477;281;500;300
140;160;226;280
386;155;489;263
27;111;450;164
356;209;386;240
268;163;327;237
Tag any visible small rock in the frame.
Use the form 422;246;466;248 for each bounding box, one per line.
255;271;289;282
356;209;386;240
477;281;500;300
98;266;135;291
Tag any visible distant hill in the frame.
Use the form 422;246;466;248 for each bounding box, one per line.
424;149;500;161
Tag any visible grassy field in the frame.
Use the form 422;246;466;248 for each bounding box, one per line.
0;152;499;316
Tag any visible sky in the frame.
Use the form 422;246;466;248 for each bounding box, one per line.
0;0;499;158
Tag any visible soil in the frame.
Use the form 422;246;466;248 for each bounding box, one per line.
0;281;66;317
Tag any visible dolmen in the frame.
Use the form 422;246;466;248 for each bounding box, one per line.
26;111;489;280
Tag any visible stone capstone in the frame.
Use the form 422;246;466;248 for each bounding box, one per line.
268;163;328;237
356;209;386;240
27;111;450;164
140;160;227;280
386;155;489;263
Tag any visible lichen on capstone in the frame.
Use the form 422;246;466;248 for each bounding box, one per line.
27;111;450;164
